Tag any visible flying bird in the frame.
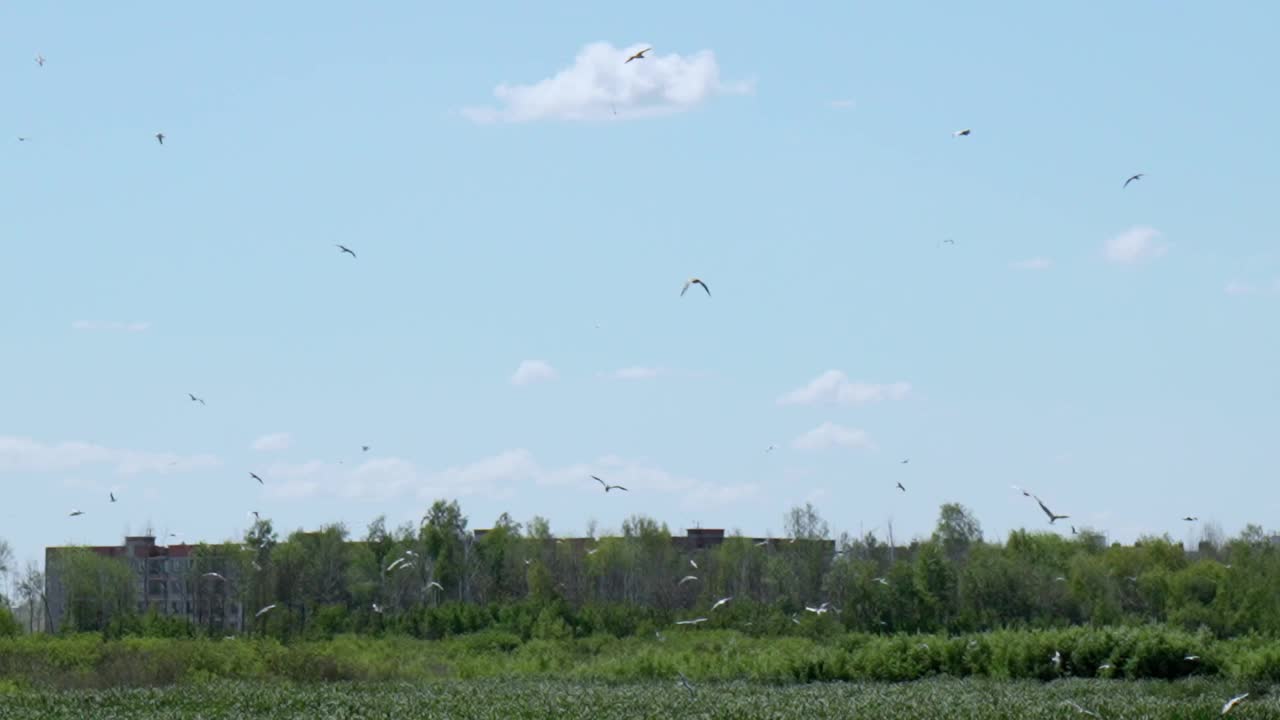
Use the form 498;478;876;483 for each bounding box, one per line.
678;575;699;586
17;137;27;142
681;278;711;297
362;445;370;452
674;617;707;625
592;475;628;492
387;558;407;572
1071;526;1078;535
188;393;205;405
69;510;84;517
1222;693;1249;715
1035;496;1069;524
35;54;45;67
372;603;383;614
1182;516;1199;522
689;559;698;569
900;459;910;464
765;445;776;453
872;577;889;586
624;47;651;63
710;596;732;611
202;572;226;581
155;132;165;145
1012;485;1032;497
896;482;906;492
250;473;264;485
110;492;117;503
1123;173;1144;188
952;128;971;137
427;581;444;591
336;244;357;258
251;511;260;521
255;604;277;618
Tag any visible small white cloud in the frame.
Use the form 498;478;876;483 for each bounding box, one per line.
251;432;293;452
606;366;663;381
778;371;911;406
511;360;558;386
1104;226;1166;264
1224;281;1257;296
71;320;150;332
1011;257;1052;271
0;436;219;475
829;99;855;109
791;422;875;451
462;42;752;124
262;449;755;511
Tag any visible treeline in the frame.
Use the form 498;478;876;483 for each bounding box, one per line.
37;500;1280;641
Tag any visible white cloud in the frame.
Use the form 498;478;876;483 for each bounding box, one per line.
1104;226;1166;264
261;450;758;511
606;366;663;381
71;320;150;332
462;42;753;124
829;99;855;109
511;360;558;386
0;436;219;475
1225;280;1280;296
791;422;875;451
1011;257;1052;271
251;432;292;452
778;371;911;406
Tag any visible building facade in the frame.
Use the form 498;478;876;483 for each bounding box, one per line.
44;536;244;633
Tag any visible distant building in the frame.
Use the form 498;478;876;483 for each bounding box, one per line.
472;527;837;556
44;536;243;633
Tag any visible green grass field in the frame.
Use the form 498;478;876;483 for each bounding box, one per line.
0;678;1272;720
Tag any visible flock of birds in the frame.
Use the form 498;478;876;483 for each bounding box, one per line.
24;45;1252;714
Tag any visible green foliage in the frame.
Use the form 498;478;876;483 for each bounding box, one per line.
0;605;19;638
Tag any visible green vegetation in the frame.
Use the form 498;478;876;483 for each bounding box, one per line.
5;626;1280;688
0;678;1273;720
42;501;1280;642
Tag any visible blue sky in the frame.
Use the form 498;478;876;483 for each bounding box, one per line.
3;2;1279;575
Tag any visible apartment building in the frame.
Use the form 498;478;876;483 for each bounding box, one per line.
44;536;243;633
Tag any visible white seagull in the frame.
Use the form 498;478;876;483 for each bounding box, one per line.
1222;693;1249;715
592;475;628;492
952;128;972;137
681;278;711;297
678;575;699;586
1034;495;1069;524
255;604;277;618
202;572;226;581
426;581;444;591
675;617;708;625
710;596;732;611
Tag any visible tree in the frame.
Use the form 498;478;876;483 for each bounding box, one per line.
934;503;983;562
57;549;135;632
785;503;830;541
15;561;46;632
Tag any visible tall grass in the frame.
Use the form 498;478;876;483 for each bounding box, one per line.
3;626;1280;688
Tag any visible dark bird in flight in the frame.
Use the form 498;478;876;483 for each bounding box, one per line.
592;475;628;493
110;492;117;503
681;278;711;297
188;393;205;405
952;128;971;137
36;54;45;67
1182;516;1198;522
1123;173;1144;188
625;47;651;63
1070;525;1078;535
362;445;370;452
17;137;27;142
250;472;264;485
336;244;357;258
896;482;906;492
900;459;910;464
251;511;260;520
1035;495;1069;524
155;132;165;145
69;509;84;517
